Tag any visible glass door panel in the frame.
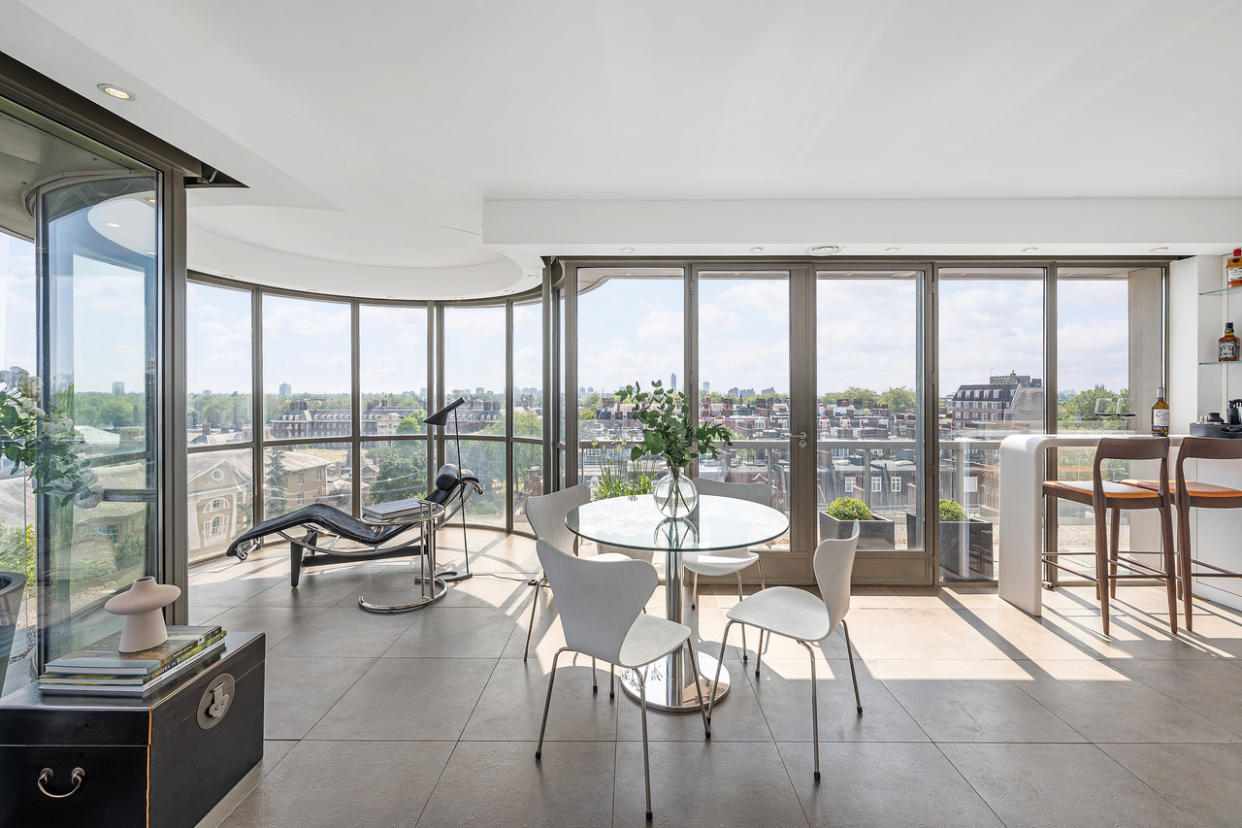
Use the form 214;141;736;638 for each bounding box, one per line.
698;271;791;549
816;270;926;583
937;267;1045;582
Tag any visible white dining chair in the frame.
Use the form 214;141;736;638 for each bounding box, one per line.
686;478;769;661
524;485;631;694
534;539;709;822
708;520;862;782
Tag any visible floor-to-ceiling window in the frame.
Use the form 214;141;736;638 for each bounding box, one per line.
186;282;254;563
937;267;1046;582
360;303;429;508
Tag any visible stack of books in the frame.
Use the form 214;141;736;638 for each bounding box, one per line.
38;625;227;698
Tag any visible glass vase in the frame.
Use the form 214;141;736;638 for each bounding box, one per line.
652;468;698;518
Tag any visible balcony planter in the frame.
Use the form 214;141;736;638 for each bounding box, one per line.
819;512;895;551
0;571;25;692
904;513;994;580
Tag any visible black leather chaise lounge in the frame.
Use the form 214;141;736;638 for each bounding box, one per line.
225;464;481;587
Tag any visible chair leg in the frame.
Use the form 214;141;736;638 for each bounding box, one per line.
758;557;767;591
535;647;565;760
523;576;544;662
610;664;615;700
637;671;653;822
798;639;820;782
289;541;303;588
684;641;710;738
737;572;748;663
1178;504;1194;632
754;626;763;679
1094;504;1110;636
1160;503;1179;636
1108;509;1120;599
592;658;598;695
842;620;862;715
707;620;734;725
691;570;699;610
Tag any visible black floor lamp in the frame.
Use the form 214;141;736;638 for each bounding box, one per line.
424;397;471;581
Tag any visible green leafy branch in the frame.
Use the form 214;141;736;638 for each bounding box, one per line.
615;380;732;473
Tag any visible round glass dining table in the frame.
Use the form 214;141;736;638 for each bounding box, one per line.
566;493;789;713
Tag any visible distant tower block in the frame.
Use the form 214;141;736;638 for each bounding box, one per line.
702;380;710;394
670;372;677;392
279;382;292;397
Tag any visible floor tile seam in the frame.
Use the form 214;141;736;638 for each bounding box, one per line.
451;654;504;746
1106;663;1242;741
291;655;380;740
413;738;463;828
1079;741;1205;822
929;740;1018;828
1003;675;1101;744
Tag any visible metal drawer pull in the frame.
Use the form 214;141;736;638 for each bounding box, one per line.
37;767;85;799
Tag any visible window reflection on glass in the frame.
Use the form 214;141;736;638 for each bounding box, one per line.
187;449;253;563
936;267;1045;582
697;271;790;547
360;304;428;438
513;300;543;438
513;441;543;526
187;282;252;445
263;295;351;433
458;439;506;527
1053;267;1164;565
263;443;351;519
816;272;922;558
361;440;429;506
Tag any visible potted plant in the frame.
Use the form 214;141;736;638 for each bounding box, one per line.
616;380;732;518
0;374;98;691
904;498;994;580
820;496;895;551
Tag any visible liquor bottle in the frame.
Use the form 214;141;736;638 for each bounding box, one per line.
1228;248;1242;288
1151;387;1169;437
1220;322;1240;362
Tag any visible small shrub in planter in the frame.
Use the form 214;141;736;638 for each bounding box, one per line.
820;497;895;551
905;499;994;580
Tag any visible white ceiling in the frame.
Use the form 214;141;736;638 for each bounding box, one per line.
2;0;1241;297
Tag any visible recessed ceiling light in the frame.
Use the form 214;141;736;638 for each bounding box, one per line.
386;295;396;299
103;221;121;228
1021;247;1038;253
146;198;156;205
1150;246;1169;253
750;246;765;253
807;245;842;256
143;250;155;256
884;246;899;252
620;247;634;253
97;84;134;101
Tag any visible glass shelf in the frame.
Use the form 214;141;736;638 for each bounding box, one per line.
1199;284;1242;297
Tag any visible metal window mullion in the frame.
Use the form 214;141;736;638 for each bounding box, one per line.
789;266;815;561
565;265;579;486
686;263;699;477
921;263;939;585
541;263;554;492
505;299;514;533
426;300;435;492
251;287;264;526
161;169;189;624
1044;265;1059;586
435;302;446;471
350;300;361;516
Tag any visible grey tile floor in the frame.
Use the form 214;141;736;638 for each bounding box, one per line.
193;531;1242;827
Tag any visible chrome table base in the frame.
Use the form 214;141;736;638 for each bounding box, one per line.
620;651;729;713
359;519;452;613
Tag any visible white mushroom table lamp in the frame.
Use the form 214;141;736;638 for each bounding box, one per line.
104;576;182;653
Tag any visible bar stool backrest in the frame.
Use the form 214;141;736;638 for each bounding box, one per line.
1094;437;1170;506
1174;436;1242;493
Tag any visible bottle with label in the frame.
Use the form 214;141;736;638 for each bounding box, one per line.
1151;386;1169;436
1221;322;1240;362
1229;248;1242;288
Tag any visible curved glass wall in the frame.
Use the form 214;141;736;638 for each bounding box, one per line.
188;257;1167;590
186;279;545;555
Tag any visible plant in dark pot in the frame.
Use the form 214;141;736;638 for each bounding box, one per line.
905;498;994;581
820;496;895;551
616;380;732;518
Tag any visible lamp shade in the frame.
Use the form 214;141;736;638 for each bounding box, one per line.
424;397;465;426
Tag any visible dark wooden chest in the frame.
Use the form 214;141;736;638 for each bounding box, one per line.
0;631;265;827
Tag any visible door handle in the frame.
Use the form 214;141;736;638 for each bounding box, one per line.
784;431;808;449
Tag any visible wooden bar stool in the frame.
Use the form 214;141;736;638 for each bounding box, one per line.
1041;437;1178;636
1123;436;1242;632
